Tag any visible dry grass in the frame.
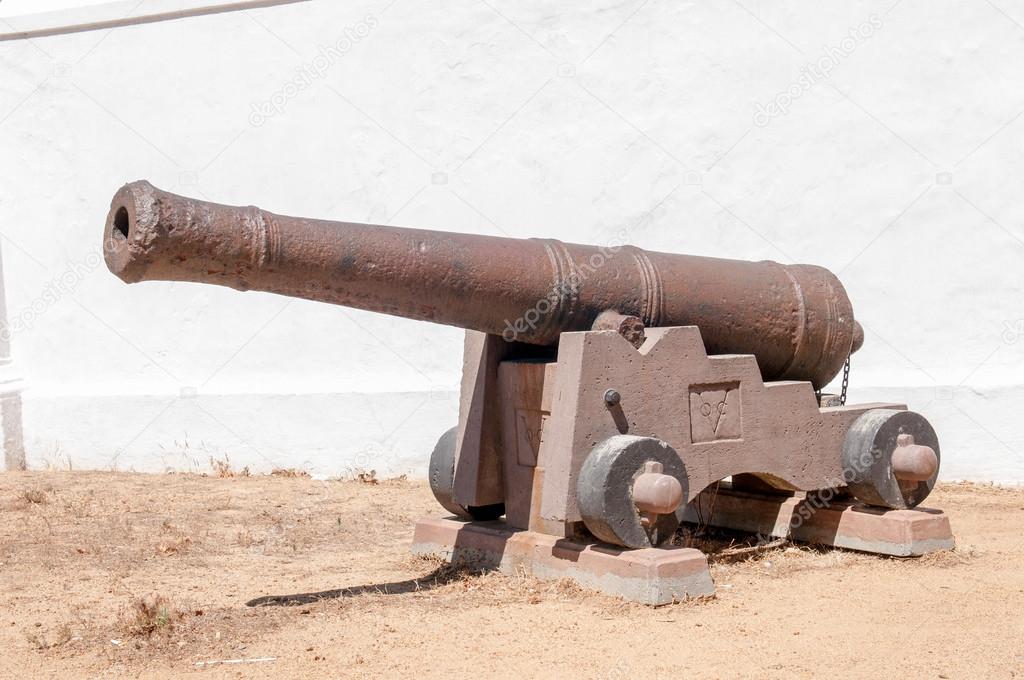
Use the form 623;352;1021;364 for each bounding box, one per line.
392;555;587;607
913;544;983;567
155;536;192;556
208;455;250;478
355;469;379;484
120;594;183;638
235;528;260;548
20;487;50;504
271;468;311;478
24;623;73;651
0;473;1020;679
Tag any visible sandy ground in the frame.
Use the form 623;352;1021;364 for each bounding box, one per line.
0;470;1021;679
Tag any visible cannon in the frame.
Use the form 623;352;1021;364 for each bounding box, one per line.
104;181;954;604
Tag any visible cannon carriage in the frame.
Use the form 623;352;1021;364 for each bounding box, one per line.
103;180;953;603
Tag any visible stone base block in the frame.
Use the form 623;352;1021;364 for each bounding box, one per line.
683;484;955;557
412;517;714;605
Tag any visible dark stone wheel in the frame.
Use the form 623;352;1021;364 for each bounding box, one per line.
841;409;940;509
428;426;505;521
576;435;688;549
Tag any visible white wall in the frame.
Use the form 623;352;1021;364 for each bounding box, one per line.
1;1;1022;481
0;0;106;15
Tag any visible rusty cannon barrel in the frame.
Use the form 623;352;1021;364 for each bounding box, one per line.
103;181;863;388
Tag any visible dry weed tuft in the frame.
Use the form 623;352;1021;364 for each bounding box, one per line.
914;545;982;567
271;468;310;478
236;529;266;548
209;456;250;478
21;488;50;505
24;623;72;650
356;470;379;485
156;536;192;556
121;594;182;637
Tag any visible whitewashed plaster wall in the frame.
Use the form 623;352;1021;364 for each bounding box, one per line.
0;0;1022;481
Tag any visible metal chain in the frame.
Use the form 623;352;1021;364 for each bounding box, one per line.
839;355;851;406
810;357;852;405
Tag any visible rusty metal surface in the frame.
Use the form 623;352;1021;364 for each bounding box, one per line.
104;180;860;387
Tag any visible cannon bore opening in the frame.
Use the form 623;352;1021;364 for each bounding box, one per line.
104;190;144;283
113;206;130;241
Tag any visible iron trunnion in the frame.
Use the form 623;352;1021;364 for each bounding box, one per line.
104;181;948;599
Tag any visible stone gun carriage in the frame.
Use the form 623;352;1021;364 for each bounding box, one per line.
103;181;953;603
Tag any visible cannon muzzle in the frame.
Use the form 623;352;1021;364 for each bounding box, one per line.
104;180;861;388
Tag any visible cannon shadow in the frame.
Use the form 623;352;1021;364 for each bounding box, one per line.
245;564;475;607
